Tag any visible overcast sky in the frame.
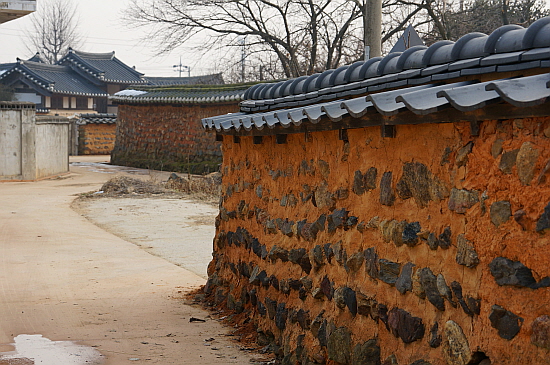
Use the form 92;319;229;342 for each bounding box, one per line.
0;0;217;77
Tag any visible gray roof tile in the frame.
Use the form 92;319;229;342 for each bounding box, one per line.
485;73;550;107
436;81;500;111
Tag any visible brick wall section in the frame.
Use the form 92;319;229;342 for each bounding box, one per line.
78;123;116;155
206;117;550;365
111;103;235;173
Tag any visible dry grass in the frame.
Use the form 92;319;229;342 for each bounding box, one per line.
80;173;222;204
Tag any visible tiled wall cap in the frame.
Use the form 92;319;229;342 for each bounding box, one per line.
451;33;487;60
396;45;428;71
523;17;550;48
485;24;524;53
377;52;402;75
422;40;454;66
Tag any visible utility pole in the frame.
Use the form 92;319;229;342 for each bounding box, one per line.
363;0;382;59
173;57;191;77
240;37;246;83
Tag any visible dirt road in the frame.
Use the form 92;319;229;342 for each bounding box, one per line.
0;156;259;365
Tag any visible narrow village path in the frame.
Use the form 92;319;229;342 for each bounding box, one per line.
0;156;259;365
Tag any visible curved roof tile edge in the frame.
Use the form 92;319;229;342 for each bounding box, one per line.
243;17;550;104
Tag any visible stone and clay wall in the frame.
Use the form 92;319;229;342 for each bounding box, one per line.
206;117;550;365
78;123;116;155
112;103;234;173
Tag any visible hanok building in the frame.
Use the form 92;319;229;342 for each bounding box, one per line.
0;49;146;116
201;18;550;365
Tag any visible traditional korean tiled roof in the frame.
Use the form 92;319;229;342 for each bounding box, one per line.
77;113;117;124
203;17;550;132
145;73;225;86
110;82;257;105
27;53;45;63
0;60;108;97
57;48;146;85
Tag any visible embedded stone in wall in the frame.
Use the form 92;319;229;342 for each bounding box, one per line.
499;149;519;174
275;303;288;330
387;307;425;344
438;227;452;249
491;139;503;158
429;322;442;348
419;268;445;311
350;339;380;365
327;327;352;364
402;222;421;247
347;251;365;272
380;172;395;206
489;257;536;288
490;201;511;227
314;181;336;210
396;262;415;294
516;142;539;185
448;188;479;214
379;259;401;286
536;201;550;233
455;234;479;268
396;162;449;208
365;247;380;279
437;274;455;307
531;315;550;350
456;142;473;167
427;233;438;250
489;305;523;340
412;269;426;299
318;160;330;179
268;245;289;262
357;292;378;320
442;320;471;365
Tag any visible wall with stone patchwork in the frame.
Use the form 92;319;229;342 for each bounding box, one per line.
206;117;550;365
112;103;234;173
78;123;116;155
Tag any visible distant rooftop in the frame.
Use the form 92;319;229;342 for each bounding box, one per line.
145;73;225;86
0;60;108;97
0;0;36;24
111;82;258;105
57;48;147;85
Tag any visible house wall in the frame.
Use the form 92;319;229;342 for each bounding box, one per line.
207;117;550;365
78;123;116;155
112;103;232;173
35;116;69;179
0;103;68;181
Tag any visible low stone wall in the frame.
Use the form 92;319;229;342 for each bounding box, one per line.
112;103;233;173
78;123;116;155
206;117;550;364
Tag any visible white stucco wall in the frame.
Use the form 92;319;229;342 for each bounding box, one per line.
0;103;69;180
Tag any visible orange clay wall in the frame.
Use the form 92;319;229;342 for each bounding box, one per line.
206;117;550;365
78;123;116;155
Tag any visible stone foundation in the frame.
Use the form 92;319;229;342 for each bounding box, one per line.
206;117;550;364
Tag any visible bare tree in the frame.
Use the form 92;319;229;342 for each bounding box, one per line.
25;0;83;64
125;0;367;79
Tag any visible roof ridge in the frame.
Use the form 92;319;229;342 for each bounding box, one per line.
242;16;550;104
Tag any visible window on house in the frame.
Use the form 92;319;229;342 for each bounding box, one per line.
87;98;93;109
63;97;69;109
44;96;51;108
71;97;77;109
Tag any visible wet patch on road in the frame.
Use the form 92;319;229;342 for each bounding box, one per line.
0;335;103;365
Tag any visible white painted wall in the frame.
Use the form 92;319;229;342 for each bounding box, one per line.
0;103;69;180
0;109;22;177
